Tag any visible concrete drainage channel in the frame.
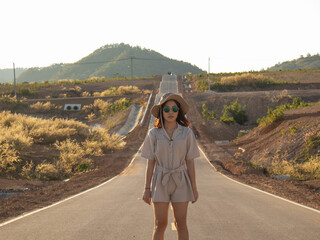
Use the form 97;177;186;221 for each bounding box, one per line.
0;189;29;199
0;192;21;199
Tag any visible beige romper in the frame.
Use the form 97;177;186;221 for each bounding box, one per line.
141;124;200;202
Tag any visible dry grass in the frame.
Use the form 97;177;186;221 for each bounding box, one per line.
93;85;141;97
0;110;125;180
0;143;21;176
264;120;320;180
83;98;131;120
268;153;320;181
220;73;273;87
29;101;62;113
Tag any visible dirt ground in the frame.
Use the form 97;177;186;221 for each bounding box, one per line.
181;79;320;211
1;76;320;224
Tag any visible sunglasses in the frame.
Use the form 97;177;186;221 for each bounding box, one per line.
163;106;179;113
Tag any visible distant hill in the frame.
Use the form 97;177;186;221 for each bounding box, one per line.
16;43;205;82
268;53;320;71
0;68;27;83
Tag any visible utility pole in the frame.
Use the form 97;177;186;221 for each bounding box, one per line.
130;56;134;90
13;62;17;98
208;57;210;91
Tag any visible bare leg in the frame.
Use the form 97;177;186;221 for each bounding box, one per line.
171;202;189;240
153;202;170;240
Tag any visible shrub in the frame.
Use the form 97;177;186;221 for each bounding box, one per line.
210;81;235;92
291;155;320;180
86;112;96;122
195;80;208;92
117;86;140;95
0;95;18;104
81;91;91;97
202;104;216;120
30;101;61;113
0;95;28;110
0;143;21;175
21;161;35;179
257;107;284;126
108;98;131;116
75;163;91;173
268;152;320;180
82;138;104;156
291;97;308;108
0;111;88;145
257;97;309;126
220;99;248;125
94;86;141;96
87;128;125;153
219;115;234;125
17;87;32;96
88;98;131;118
92;99;111;118
271;89;291;103
0;115;33;150
299;133;320;161
220;73;273;88
35;163;59;180
55;139;92;178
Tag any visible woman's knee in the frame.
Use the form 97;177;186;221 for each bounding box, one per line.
174;219;188;232
154;218;168;232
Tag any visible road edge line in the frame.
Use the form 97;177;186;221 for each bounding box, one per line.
198;147;320;214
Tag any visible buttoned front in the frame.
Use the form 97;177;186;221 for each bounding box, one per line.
141;124;200;202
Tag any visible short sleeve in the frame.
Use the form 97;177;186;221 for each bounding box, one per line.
186;128;200;161
141;128;156;160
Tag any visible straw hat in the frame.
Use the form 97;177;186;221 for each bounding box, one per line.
151;93;189;118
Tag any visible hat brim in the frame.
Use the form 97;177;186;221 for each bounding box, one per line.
151;93;189;118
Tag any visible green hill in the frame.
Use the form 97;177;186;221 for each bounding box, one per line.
0;68;27;83
17;43;205;82
268;53;320;71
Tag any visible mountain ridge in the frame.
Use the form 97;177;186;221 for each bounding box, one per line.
15;43;205;82
267;53;320;71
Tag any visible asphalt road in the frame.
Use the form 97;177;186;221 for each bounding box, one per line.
1;75;320;239
1;150;320;240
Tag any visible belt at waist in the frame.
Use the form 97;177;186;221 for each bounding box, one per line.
155;165;186;188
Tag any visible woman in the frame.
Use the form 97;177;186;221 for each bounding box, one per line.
141;92;200;240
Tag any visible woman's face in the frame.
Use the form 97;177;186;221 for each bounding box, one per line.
162;100;179;124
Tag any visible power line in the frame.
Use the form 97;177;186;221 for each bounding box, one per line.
71;56;169;65
72;57;129;65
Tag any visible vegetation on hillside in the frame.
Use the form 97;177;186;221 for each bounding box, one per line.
257;97;309;126
235;98;320;181
0;68;26;83
220;99;248;125
189;69;320;92
14;43;205;83
267;53;320;71
190;73;284;92
201;99;248;125
0;79;149;99
267;123;320;181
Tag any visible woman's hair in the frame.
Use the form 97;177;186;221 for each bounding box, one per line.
154;100;190;128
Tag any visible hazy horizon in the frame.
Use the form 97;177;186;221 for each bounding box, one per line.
1;0;319;73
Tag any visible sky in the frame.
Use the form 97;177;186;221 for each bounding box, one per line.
1;0;319;73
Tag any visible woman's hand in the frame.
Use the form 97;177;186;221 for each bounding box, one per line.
192;188;198;204
142;189;152;205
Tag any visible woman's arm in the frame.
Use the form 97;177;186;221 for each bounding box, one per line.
186;159;198;203
142;159;156;205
